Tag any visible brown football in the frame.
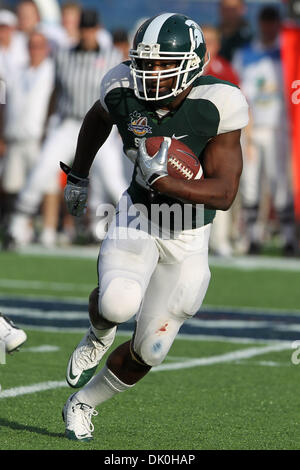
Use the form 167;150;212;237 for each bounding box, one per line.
145;136;203;180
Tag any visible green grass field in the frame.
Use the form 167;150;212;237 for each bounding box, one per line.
1;251;300;308
1;250;300;451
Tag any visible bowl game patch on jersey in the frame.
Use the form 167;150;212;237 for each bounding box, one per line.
128;111;152;137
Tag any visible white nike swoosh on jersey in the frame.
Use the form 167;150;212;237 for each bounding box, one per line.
172;134;188;140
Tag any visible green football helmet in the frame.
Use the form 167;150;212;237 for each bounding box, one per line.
129;12;209;102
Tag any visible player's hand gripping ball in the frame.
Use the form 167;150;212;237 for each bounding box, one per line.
146;136;203;181
137;136;203;187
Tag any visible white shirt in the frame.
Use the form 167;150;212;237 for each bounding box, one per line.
4;58;55;140
97;28;112;50
233;39;285;128
0;31;29;81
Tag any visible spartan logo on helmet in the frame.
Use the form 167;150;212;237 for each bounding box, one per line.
129;13;208;103
185;19;204;48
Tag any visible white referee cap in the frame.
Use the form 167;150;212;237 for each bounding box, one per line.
0;10;18;27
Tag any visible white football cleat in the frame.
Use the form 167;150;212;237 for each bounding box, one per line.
62;392;98;441
66;326;117;388
0;313;27;353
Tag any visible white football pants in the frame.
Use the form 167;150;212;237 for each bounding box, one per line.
241;125;295;245
241;126;293;211
1;139;41;194
96;192;212;367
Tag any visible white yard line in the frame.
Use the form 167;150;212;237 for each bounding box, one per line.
153;342;291;372
186;318;300;330
235;360;289;367
20;345;60;353
186;318;276;329
0;381;66;398
0;342;292;399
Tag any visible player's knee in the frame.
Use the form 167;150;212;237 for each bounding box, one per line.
88;287;115;329
134;321;180;367
100;277;142;324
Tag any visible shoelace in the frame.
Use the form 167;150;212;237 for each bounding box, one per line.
75;332;107;368
75;403;98;433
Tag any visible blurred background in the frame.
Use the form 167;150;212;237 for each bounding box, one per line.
0;0;300;258
0;0;289;32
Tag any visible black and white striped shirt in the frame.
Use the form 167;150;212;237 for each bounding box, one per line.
55;44;122;120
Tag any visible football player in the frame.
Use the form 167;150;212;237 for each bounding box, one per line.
61;13;249;441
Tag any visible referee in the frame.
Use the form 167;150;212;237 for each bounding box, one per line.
8;9;126;247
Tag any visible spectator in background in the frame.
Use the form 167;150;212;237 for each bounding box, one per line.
233;6;297;256
0;9;29;81
218;0;252;62
44;1;81;50
16;0;40;36
202;24;240;256
15;0;80;53
112;28;130;60
7;9;126;248
60;1;81;47
16;0;58;52
0;31;55;232
50;5;113;52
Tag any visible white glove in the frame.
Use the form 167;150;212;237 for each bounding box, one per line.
60;162;89;217
137;138;170;186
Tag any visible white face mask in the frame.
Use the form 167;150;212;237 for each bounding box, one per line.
129;43;210;102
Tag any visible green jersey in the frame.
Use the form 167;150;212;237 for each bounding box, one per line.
100;61;249;228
